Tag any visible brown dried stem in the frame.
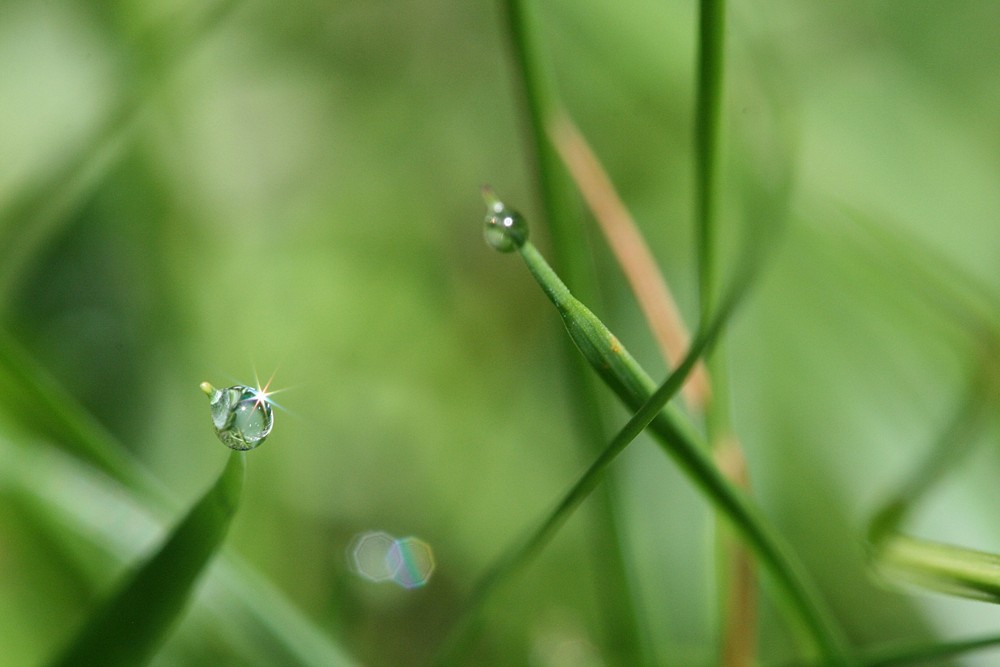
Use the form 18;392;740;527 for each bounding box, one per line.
547;112;712;412
549;110;758;666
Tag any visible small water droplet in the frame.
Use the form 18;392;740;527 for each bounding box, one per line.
482;187;528;252
201;383;274;451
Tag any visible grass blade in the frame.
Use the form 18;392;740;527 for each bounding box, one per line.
475;192;853;664
497;1;651;659
50;451;245;667
694;0;727;321
0;328;159;495
861;633;1000;666
0;330;356;664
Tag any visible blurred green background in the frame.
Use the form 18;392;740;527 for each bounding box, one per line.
2;0;999;665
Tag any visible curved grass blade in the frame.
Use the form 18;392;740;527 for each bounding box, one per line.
867;374;990;546
436;242;754;664
0;328;159;495
0;433;356;666
497;0;652;658
861;632;1000;666
50;451;245;667
473;193;854;665
0;332;356;665
865;360;998;594
516;244;854;665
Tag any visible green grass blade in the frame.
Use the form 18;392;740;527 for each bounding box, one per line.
694;0;727;320
873;536;1000;604
477;193;853;664
50;451;245;667
482;193;854;663
861;632;1000;666
497;1;650;658
864;365;1000;606
0;433;356;666
435;236;754;664
0;332;356;664
0;328;159;494
867;375;990;545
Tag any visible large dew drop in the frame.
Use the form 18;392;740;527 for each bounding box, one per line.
482;187;528;252
200;382;274;451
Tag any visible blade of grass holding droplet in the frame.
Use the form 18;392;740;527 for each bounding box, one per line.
860;632;1000;666
548;110;760;664
459;194;854;664
498;0;652;660
50;451;245;667
0;434;356;667
0;333;357;665
436;243;752;665
515;238;851;664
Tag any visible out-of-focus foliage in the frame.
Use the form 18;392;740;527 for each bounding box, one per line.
1;0;999;664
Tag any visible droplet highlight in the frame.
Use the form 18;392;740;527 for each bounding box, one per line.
482;186;528;252
201;382;274;451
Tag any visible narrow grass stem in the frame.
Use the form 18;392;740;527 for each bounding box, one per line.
498;0;649;658
694;0;727;321
455;207;854;662
692;2;759;661
519;239;852;663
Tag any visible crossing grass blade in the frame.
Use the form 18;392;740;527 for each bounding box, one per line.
473;192;854;665
50;451;245;667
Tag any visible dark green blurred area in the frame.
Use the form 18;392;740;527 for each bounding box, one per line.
1;0;999;665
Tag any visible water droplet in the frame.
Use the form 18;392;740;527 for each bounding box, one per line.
201;382;274;451
482;187;528;252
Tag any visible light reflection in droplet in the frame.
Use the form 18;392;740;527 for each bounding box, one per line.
347;530;435;589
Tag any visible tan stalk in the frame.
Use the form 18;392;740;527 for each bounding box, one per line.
715;434;756;667
547;112;711;412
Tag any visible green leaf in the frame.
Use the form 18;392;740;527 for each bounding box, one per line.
50;451;245;667
483;191;853;664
